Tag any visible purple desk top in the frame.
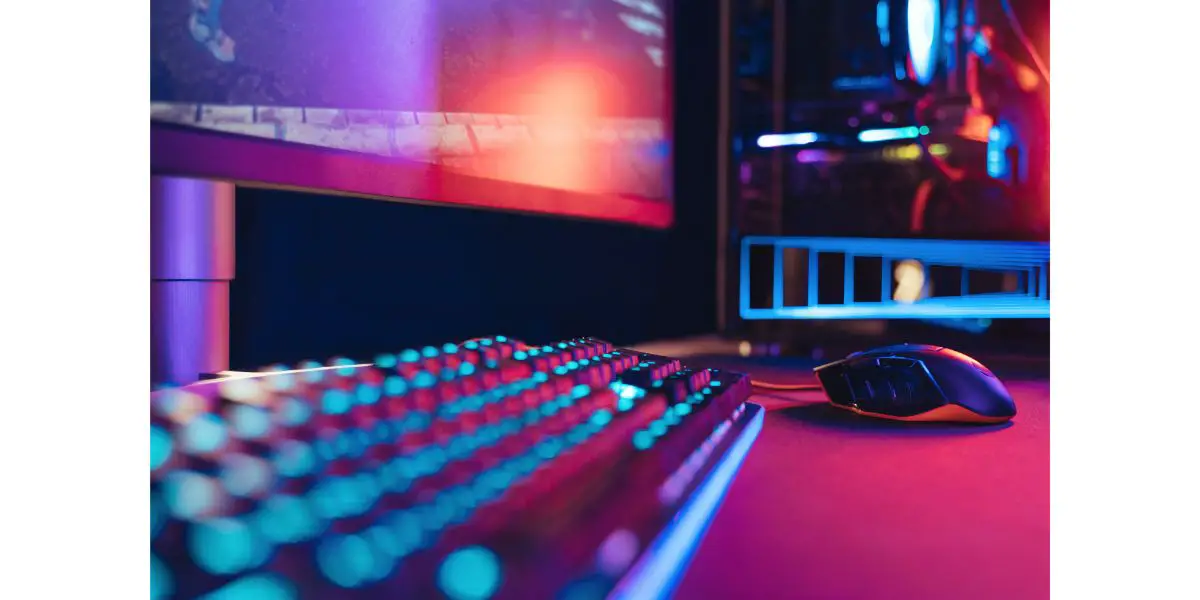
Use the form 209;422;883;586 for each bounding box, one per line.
675;370;1049;600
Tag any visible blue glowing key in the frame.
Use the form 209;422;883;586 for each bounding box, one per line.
231;404;271;440
322;390;353;415
280;397;312;426
414;371;437;389
151;425;173;470
633;431;655;450
443;343;459;353
365;524;402;560
333;357;357;376
164;472;220;520
458;362;477;377
438;546;503;600
189;517;265;575
307;482;343;520
200;575;296;600
590;410;613;427
267;371;295;391
384;376;408;396
400;349;421;363
317;534;377;588
386;510;425;555
373;420;392;442
275;440;316;477
356;384;382;405
151;554;173;600
182;414;228;454
258;495;317;544
375;353;398;369
221;455;272;497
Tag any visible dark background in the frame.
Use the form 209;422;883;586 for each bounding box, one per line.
229;2;720;369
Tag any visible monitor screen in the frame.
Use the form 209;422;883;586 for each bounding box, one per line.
151;0;673;228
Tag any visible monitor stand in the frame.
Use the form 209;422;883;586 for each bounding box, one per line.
151;176;235;385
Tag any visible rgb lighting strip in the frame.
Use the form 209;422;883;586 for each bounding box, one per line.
740;237;1050;320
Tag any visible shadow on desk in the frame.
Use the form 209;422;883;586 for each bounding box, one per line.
773;401;1014;437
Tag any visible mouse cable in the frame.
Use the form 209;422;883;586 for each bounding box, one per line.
750;380;823;392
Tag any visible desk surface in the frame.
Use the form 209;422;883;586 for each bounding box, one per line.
675;357;1050;600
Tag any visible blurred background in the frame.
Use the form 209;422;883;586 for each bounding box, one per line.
181;0;1051;369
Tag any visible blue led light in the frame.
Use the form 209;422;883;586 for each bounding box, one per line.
740;236;1050;320
190;517;265;575
877;0;890;47
414;371;437;389
438;546;503;600
164;471;218;520
633;431;655;450
200;575;296;600
375;353;398;368
322;390;353;415
591;410;614;427
333;357;357;376
356;384;382;405
987;121;1016;179
221;455;271;497
151;554;173;600
258;495;317;544
611;382;647;400
275;440;316;478
907;0;941;85
151;491;166;539
182;414;228;454
384;376;408;396
317;534;376;588
756;132;818;148
151;425;172;470
280;397;312;426
387;510;425;556
231;404;271;440
858;126;920;143
400;349;421;363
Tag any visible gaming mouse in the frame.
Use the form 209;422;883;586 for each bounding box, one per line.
813;343;1016;423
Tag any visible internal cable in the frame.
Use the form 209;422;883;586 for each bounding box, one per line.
750;380;824;392
999;0;1049;83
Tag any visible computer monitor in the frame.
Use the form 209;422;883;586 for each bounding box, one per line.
150;0;673;228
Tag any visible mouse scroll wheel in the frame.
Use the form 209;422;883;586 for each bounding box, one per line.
875;357;917;368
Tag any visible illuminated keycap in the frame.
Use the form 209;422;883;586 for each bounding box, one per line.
438;546;503;600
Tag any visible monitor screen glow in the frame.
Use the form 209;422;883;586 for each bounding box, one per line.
151;0;673;228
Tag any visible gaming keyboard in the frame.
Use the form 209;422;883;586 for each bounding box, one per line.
150;336;763;600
